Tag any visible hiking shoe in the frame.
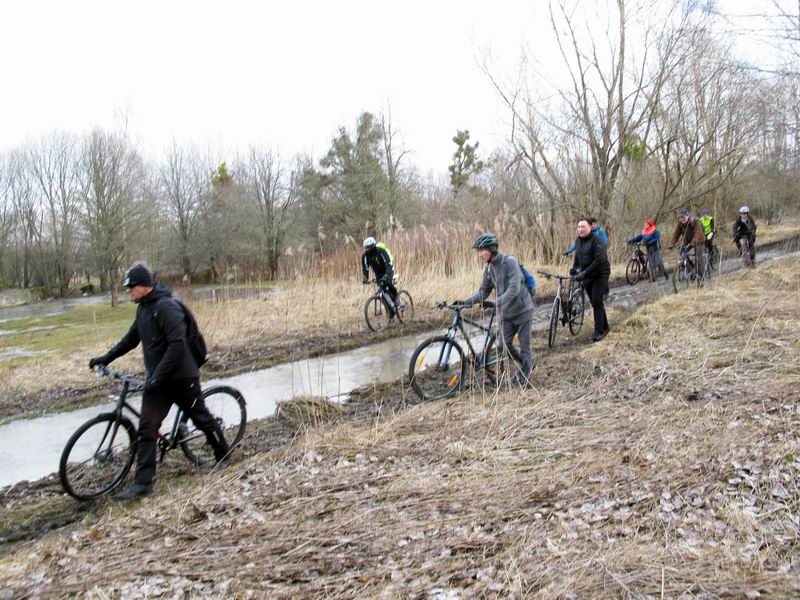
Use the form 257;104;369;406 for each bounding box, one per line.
592;329;609;342
114;483;152;501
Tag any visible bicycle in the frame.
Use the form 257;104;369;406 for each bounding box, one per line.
58;367;247;501
625;243;650;285
671;244;708;292
537;271;585;349
408;301;512;400
736;237;753;268
364;279;415;332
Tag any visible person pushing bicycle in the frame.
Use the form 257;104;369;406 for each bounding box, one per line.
571;218;611;341
361;237;400;314
627;218;668;281
457;233;534;387
669;208;707;277
88;263;229;500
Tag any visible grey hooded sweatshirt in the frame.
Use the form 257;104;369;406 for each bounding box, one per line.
462;252;534;320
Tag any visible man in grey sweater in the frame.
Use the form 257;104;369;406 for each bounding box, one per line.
458;233;534;386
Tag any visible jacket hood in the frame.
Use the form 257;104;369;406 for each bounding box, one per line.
140;283;173;304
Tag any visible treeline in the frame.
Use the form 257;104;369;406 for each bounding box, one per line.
0;1;797;297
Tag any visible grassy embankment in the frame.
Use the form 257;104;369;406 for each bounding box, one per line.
1;251;798;596
0;217;796;419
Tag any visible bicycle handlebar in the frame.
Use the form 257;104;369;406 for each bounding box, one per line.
95;366;144;391
434;300;495;311
536;270;574;281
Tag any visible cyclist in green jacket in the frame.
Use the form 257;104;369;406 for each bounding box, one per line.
699;208;716;254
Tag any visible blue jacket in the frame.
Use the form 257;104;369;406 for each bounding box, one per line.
628;229;661;248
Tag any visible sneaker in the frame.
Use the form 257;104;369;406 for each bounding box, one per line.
114;483;153;501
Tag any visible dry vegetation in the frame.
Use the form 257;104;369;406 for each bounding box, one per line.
2;253;798;597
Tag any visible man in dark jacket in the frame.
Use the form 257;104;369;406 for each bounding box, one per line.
732;206;757;264
571;218;611;341
361;237;399;311
89;263;229;500
459;233;534;386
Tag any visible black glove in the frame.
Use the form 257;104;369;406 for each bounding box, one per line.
573;271;585;282
89;355;110;370
627;240;635;245
569;267;578;276
144;377;160;393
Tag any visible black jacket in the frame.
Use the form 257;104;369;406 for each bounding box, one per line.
106;284;198;384
362;247;393;281
572;234;611;280
732;216;757;240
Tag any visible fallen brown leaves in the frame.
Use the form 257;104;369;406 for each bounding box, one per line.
1;258;799;598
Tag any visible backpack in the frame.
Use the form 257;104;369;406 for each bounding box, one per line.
520;264;536;297
175;299;208;368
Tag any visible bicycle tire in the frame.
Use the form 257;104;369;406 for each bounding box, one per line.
568;288;585;336
181;385;247;466
548;297;560;349
625;258;641;285
364;295;390;332
395;290;415;324
409;335;465;401
672;262;690;293
59;413;137;500
708;246;720;273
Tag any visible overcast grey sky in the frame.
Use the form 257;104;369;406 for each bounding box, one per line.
0;0;792;176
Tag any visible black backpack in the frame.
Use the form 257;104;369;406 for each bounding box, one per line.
175;300;208;368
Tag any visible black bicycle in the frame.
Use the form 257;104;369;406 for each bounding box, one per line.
364;280;414;332
625;243;650;284
408;301;511;400
672;244;705;292
538;271;585;348
59;367;247;500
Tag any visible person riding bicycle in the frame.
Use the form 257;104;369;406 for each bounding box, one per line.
88;263;229;500
669;208;707;277
699;208;716;254
563;217;607;257
732;206;757;265
457;233;534;387
627;218;668;281
361;237;400;313
571;218;611;341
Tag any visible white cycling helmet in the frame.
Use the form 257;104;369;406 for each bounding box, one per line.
739;206;749;213
363;236;376;248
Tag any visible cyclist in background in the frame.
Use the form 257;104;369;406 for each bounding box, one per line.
361;237;399;312
627;218;668;281
669;208;707;277
571;218;611;341
458;233;534;387
732;206;757;265
563;217;607;256
699;208;716;255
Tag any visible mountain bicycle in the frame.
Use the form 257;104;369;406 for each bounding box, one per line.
537;271;585;349
408;301;512;400
671;244;706;292
58;367;247;501
625;243;649;284
736;237;753;268
364;279;415;332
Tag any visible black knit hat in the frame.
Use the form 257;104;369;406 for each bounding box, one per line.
123;264;153;288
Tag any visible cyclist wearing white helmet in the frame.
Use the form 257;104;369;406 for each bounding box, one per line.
732;206;757;265
361;237;400;312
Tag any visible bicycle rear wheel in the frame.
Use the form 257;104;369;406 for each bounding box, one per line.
181;385;247;465
364;295;390;332
395;290;415;324
548;297;560;349
568;288;585;336
409;335;465;400
625;258;641;285
59;413;137;500
708;246;720;273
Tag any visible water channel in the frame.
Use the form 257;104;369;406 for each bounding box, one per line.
0;247;796;488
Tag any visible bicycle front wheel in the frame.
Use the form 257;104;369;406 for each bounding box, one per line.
548;297;561;349
672;263;690;293
625;259;641;285
59;414;137;500
395;290;415;324
568;288;585;336
708;246;720;274
181;385;247;465
409;335;465;401
364;295;390;332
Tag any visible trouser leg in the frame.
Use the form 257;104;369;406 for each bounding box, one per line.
175;378;230;462
585;278;609;335
507;309;533;379
135;390;173;486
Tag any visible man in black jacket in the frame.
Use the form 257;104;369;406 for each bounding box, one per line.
571;218;611;341
89;263;229;500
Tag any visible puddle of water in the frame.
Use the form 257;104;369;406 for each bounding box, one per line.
0;347;48;361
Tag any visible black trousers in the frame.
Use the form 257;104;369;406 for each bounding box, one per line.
135;377;228;486
583;276;610;336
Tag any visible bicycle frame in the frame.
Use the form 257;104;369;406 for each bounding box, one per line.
438;304;497;370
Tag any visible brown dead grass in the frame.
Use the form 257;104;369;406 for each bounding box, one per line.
2;255;799;597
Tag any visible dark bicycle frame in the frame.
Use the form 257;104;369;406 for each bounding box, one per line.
433;301;502;375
